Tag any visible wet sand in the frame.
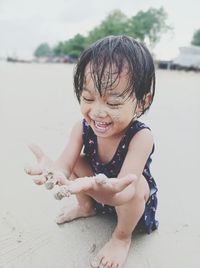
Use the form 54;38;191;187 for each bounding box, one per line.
0;62;200;267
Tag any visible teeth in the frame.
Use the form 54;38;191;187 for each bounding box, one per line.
94;121;110;131
96;121;108;126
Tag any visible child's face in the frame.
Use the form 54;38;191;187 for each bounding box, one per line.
80;66;140;138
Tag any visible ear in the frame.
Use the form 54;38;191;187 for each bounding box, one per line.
135;93;152;116
143;93;153;109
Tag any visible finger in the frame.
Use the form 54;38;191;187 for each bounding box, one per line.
33;176;46;185
69;181;92;194
111;174;137;193
24;165;43;176
28;143;45;161
107;174;137;193
53;171;70;186
45;170;70;189
54;178;93;199
68;178;94;194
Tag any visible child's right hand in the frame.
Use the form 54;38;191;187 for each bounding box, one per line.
25;144;69;188
54;173;137;206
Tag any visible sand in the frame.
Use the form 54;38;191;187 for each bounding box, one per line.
0;62;200;267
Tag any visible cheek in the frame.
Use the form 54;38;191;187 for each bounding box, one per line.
80;102;88;114
111;110;121;121
111;105;134;122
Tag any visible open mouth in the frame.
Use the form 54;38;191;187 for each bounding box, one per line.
93;120;112;133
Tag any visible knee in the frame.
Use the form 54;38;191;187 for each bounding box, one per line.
71;154;94;179
82;200;94;212
133;176;150;203
69;173;76;181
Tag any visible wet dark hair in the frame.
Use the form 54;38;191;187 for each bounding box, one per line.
74;35;155;115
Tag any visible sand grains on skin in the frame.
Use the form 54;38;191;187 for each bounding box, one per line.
90;236;131;268
56;205;96;224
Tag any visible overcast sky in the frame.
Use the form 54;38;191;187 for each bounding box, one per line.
0;0;200;59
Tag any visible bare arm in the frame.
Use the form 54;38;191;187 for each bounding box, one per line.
25;120;84;186
113;128;154;203
54;120;83;177
54;128;154;206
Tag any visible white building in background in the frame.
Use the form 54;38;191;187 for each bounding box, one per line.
173;46;200;69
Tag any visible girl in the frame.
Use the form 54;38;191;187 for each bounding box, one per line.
26;35;158;268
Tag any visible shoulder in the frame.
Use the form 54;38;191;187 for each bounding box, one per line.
129;122;154;154
71;119;83;131
131;120;151;132
70;120;83;140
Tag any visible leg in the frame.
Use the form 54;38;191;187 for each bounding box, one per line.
91;175;150;268
56;155;96;224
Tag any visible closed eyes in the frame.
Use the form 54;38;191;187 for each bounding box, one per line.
107;102;121;109
82;96;93;102
82;96;122;109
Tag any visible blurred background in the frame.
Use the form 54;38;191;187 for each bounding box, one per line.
0;0;200;69
0;1;200;267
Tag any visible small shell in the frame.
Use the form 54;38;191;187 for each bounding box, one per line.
44;171;54;181
95;173;108;184
45;180;55;190
54;186;71;200
44;171;55;190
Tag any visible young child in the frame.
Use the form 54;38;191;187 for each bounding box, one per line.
25;35;158;268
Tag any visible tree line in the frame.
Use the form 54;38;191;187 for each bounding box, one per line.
34;7;200;59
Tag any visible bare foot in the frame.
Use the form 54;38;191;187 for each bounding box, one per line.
90;236;131;268
56;205;96;224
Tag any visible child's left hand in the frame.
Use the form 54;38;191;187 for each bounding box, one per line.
54;174;137;206
25;143;69;188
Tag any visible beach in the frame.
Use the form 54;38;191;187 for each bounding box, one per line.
0;62;200;268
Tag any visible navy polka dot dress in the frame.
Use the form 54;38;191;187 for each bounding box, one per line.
83;119;158;234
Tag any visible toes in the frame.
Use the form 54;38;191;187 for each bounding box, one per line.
111;262;119;268
100;258;114;268
90;255;103;268
99;257;111;268
105;261;113;268
100;257;107;267
56;214;67;224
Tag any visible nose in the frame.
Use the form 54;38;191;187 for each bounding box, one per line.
90;103;107;118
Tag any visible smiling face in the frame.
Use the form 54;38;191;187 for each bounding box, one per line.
80;65;139;138
74;36;156;128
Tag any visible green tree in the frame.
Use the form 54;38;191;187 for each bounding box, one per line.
53;41;65;56
35;7;171;58
34;43;52;57
127;7;171;48
87;10;128;44
191;29;200;46
53;34;86;58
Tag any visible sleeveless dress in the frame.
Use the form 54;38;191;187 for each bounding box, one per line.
82;119;158;234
